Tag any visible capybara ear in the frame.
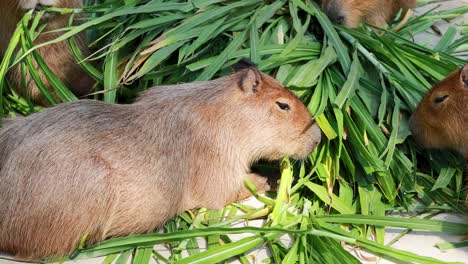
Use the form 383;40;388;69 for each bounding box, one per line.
233;58;257;72
238;67;262;95
460;64;468;89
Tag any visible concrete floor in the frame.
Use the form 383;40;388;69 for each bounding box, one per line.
3;204;464;264
355;213;467;264
413;0;468;61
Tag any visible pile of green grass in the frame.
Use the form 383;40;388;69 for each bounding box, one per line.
0;0;467;263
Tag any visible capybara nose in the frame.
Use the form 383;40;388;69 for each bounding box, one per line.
329;12;346;24
323;2;346;25
311;122;322;147
293;121;322;160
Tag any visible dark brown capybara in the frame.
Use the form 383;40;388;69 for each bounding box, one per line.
410;64;468;204
0;0;93;105
410;65;468;159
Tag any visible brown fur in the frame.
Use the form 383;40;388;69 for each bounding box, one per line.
321;0;416;28
0;64;321;260
0;0;93;105
410;65;468;205
410;65;468;159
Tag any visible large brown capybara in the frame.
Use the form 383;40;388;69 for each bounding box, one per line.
0;60;321;260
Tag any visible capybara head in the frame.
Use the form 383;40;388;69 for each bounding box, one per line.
321;0;379;27
230;60;321;160
321;0;416;28
409;65;468;159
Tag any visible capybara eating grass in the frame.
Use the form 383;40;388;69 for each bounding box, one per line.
410;64;468;204
0;60;321;260
321;0;416;28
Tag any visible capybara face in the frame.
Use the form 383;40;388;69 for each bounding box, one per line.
321;0;348;26
409;65;468;159
321;0;377;27
232;66;321;161
321;0;416;28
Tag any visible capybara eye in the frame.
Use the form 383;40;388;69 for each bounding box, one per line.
434;95;448;104
276;101;290;111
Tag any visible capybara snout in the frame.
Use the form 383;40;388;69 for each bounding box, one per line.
321;0;346;25
321;0;416;28
294;121;321;159
245;70;321;160
0;60;321;260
